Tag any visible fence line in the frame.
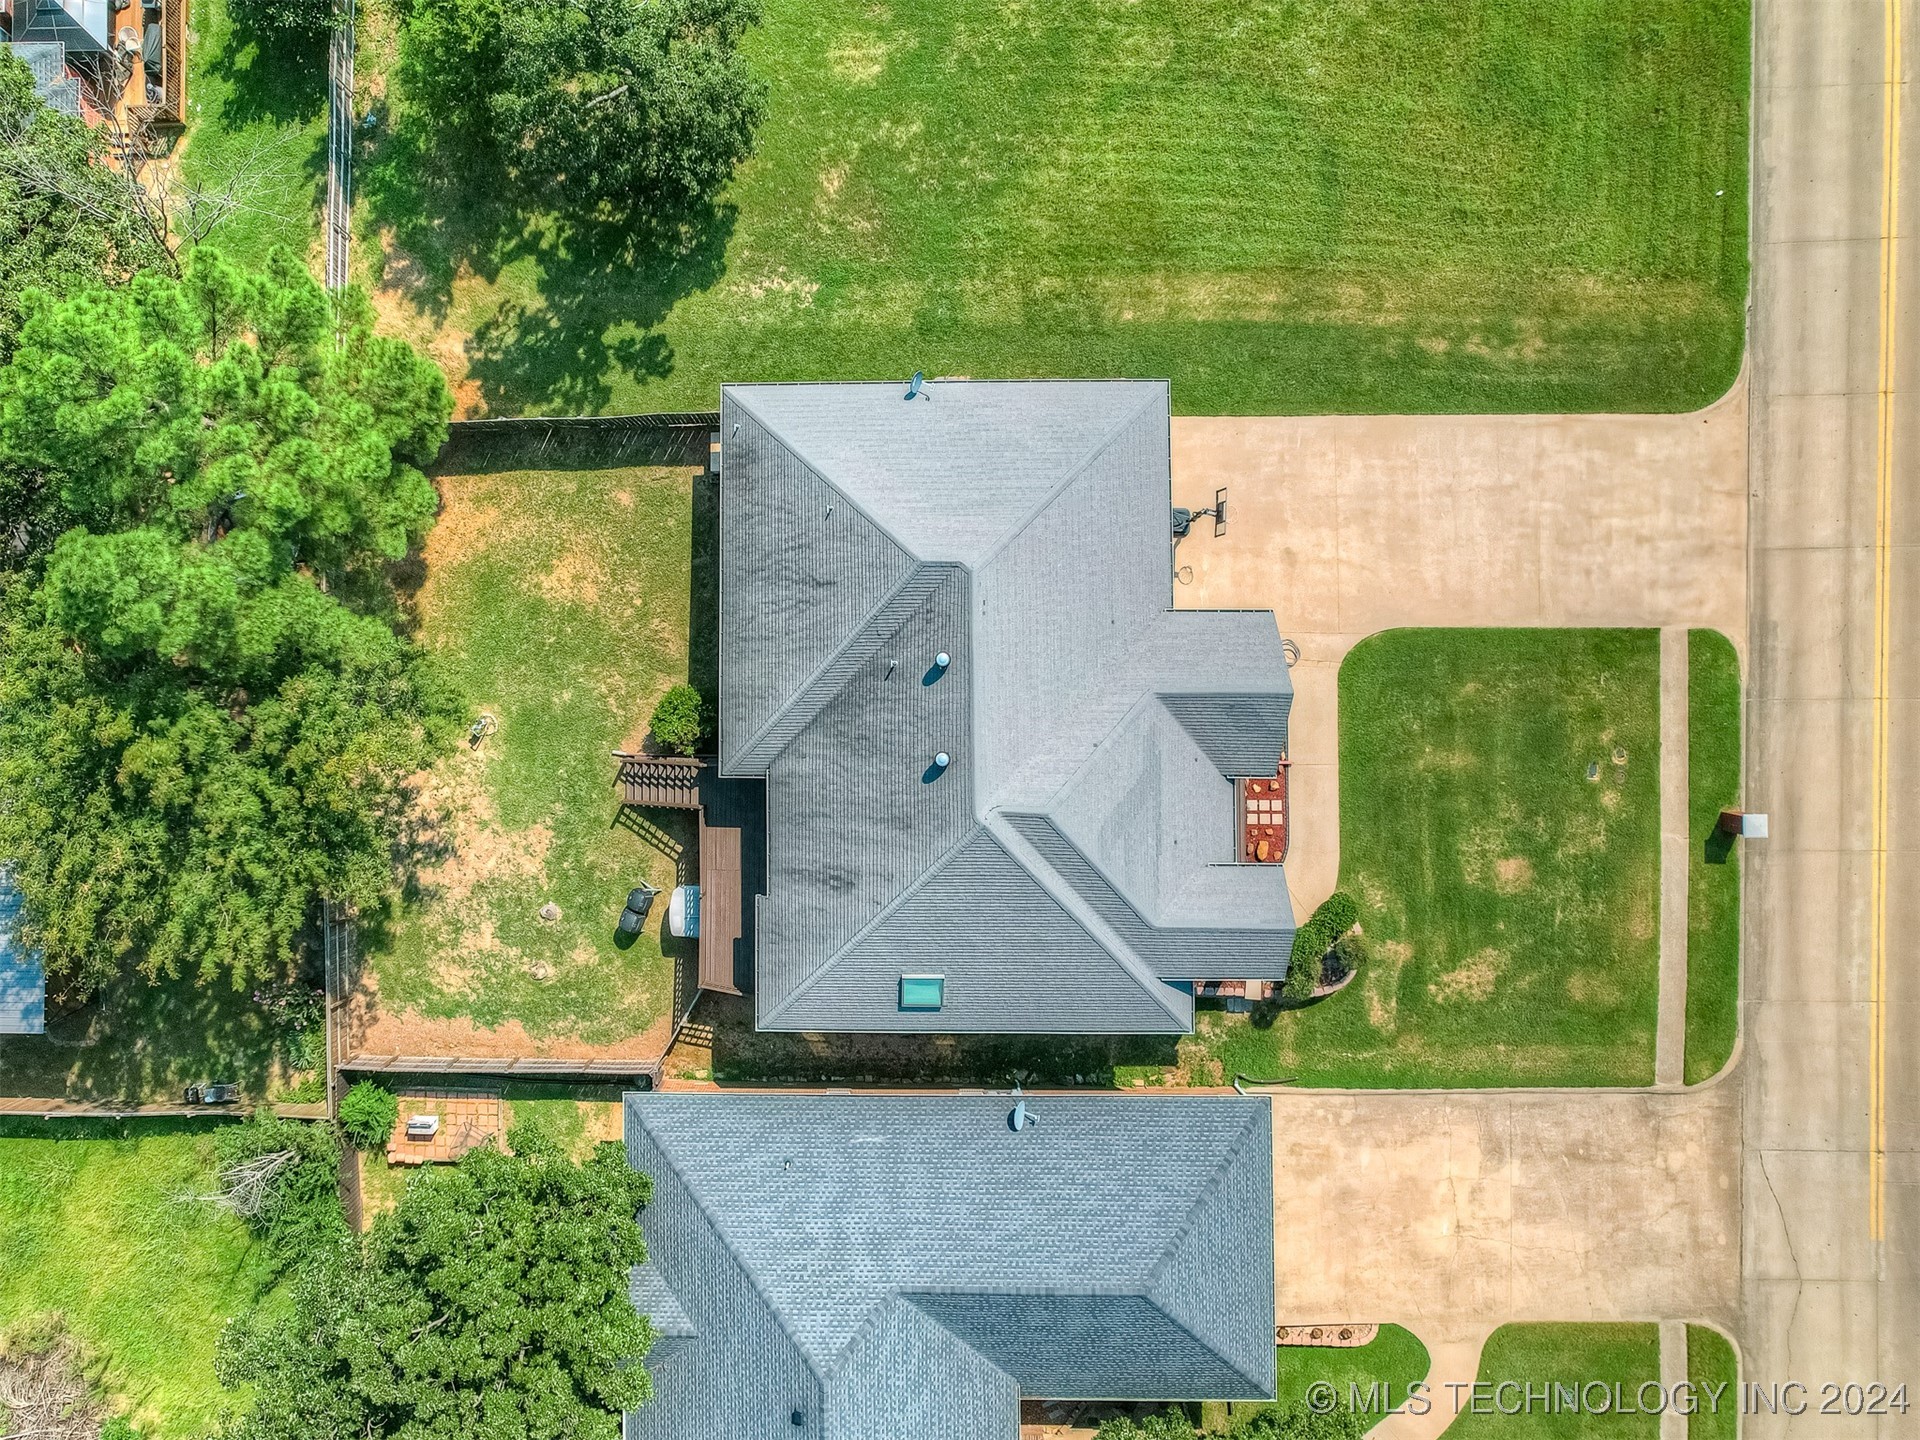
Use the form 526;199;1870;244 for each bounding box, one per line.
339;1054;664;1084
436;412;719;471
324;0;356;291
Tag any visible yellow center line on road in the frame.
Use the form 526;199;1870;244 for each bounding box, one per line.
1871;0;1903;1246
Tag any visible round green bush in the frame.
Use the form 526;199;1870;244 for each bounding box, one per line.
339;1081;399;1151
650;683;707;757
1283;889;1359;1001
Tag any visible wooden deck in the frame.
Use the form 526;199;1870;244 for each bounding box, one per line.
614;755;760;999
697;807;743;995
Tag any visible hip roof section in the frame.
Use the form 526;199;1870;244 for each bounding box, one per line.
622;1093;1276;1440
717;379;1295;1034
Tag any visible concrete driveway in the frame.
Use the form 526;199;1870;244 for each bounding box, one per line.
1170;394;1749;911
1270;1086;1742;1342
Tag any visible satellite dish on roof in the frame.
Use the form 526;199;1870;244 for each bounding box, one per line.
904;370;928;401
1009;1100;1032;1132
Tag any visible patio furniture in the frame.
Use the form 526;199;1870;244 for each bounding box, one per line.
618;884;660;935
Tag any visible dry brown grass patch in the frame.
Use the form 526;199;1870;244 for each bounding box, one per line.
1427;947;1505;1005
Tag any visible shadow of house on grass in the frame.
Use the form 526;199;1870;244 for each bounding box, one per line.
693;993;1181;1087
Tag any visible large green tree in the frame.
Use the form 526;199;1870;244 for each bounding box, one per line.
217;1132;654;1440
0;53;166;365
0;249;460;992
402;0;765;219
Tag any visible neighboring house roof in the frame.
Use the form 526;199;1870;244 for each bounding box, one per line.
8;0;113;55
623;1092;1276;1440
5;41;81;114
718;379;1295;1034
0;868;47;1036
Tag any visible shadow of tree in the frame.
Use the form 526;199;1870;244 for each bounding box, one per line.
205;21;328;129
0;971;285;1104
355;95;736;414
463;207;735;415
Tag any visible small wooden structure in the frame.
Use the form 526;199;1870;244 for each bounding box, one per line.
615;755;757;997
696;807;744;995
620;756;703;808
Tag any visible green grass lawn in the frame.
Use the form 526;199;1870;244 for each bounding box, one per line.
0;1120;275;1438
1686;1326;1739;1440
0;972;307;1105
354;0;1749;418
1193;629;1661;1088
180;0;328;271
1686;630;1742;1084
357;463;700;1056
1440;1324;1660;1438
1215;1326;1431;1429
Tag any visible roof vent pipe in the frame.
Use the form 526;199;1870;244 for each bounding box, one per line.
935;651;950;669
934;752;950;770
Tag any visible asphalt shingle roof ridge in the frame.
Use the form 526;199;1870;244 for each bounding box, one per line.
964;382;1166;574
980;812;1192;1029
728;558;958;772
1141;1102;1276;1393
628;1097;841;1385
754;820;994;1028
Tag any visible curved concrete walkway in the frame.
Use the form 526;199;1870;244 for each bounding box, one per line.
1366;1326;1496;1440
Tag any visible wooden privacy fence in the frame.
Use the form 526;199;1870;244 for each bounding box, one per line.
436;413;719;471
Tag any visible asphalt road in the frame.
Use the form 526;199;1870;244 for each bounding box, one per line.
1744;0;1920;1431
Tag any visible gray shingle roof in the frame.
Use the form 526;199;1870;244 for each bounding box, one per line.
719;380;1295;1034
623;1093;1276;1440
5;42;82;114
0;868;47;1036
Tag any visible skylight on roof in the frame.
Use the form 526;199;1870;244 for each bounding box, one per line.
899;974;944;1010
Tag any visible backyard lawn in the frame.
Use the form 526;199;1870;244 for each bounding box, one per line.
0;971;312;1105
354;0;1750;418
180;0;328;270
1439;1324;1661;1438
350;462;702;1062
1192;629;1662;1088
0;1120;274;1439
1686;629;1742;1084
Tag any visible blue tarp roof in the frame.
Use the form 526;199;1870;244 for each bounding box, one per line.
0;867;47;1035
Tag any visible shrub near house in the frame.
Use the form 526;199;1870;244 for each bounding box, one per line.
1282;891;1358;1001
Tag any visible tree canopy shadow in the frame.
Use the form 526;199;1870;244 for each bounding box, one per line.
462;205;735;415
355;102;736;414
205;21;328;129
